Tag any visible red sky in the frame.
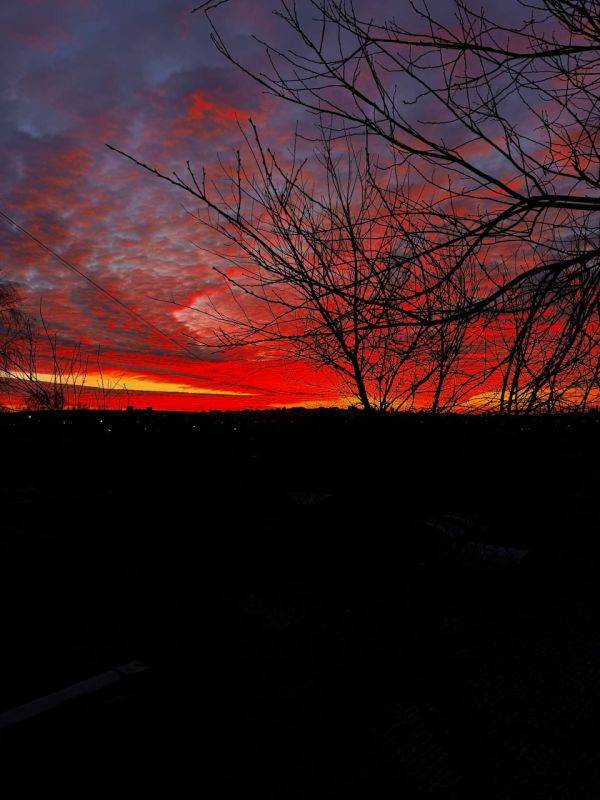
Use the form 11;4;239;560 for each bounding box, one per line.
0;0;351;410
3;1;580;412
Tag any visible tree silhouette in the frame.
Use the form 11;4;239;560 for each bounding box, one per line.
111;121;490;410
0;282;29;408
0;283;90;411
114;0;600;411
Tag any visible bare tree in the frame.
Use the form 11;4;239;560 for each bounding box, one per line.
0;282;28;409
1;283;24;365
0;285;92;411
111;126;463;411
187;0;600;410
108;0;600;411
91;346;130;410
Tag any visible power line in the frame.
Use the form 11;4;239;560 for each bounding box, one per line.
0;206;198;358
0;207;336;399
0;208;290;397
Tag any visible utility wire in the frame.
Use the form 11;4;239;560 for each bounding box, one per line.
0;207;336;399
0;206;198;358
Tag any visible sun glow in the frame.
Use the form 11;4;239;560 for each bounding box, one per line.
21;372;255;397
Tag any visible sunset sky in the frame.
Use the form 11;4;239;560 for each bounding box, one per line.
1;0;372;409
3;0;568;412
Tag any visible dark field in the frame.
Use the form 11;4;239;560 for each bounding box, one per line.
1;408;600;793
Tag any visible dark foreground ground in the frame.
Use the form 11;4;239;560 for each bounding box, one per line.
1;408;600;794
